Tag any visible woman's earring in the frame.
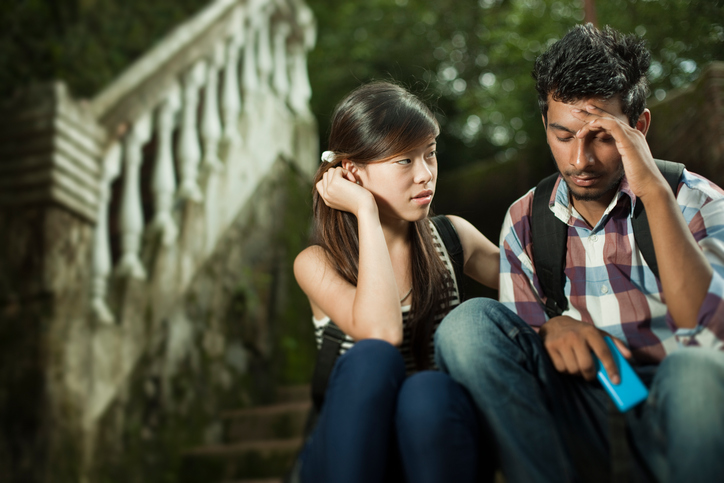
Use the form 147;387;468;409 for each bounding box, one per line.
356;180;360;185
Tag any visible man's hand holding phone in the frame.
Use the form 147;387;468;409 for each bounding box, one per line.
540;316;648;411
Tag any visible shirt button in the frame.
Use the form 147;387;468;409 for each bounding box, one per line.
601;285;609;294
590;234;598;242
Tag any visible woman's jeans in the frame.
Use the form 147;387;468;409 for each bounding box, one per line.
298;338;487;483
435;298;724;483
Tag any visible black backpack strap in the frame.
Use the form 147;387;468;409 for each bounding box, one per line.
531;173;569;318
631;159;685;279
431;215;465;301
310;321;346;412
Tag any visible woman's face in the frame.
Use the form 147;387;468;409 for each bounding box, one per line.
355;136;438;223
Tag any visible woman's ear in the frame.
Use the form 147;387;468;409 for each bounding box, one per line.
341;159;355;172
341;159;360;184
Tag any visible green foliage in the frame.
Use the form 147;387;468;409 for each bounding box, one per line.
0;0;210;99
307;0;723;170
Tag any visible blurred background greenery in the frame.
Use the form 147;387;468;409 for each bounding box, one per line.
1;0;722;296
2;0;722;172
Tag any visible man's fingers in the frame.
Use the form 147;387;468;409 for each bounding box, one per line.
611;336;632;360
548;349;567;374
573;345;598;381
589;336;620;384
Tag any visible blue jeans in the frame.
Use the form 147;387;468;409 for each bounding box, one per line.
299;338;487;483
434;298;724;483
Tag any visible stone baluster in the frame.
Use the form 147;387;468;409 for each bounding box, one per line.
273;22;291;98
288;40;312;116
243;17;259;94
177;61;207;202
117;113;152;280
288;3;315;115
150;84;181;245
221;8;245;146
201;43;225;173
91;142;122;324
256;7;274;90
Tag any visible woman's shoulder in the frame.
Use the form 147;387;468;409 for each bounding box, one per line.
293;245;330;280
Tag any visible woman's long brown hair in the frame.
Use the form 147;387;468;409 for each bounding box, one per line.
310;82;451;370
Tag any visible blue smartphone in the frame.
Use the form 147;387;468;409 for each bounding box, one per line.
593;336;649;412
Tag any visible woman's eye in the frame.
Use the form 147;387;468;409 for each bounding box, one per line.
426;150;437;158
597;135;615;143
396;158;411;165
556;136;574;143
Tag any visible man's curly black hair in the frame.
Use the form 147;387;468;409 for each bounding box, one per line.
533;23;651;127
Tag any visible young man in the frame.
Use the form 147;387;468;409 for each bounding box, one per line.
435;24;724;482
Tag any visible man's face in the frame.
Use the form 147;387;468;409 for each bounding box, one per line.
544;96;627;205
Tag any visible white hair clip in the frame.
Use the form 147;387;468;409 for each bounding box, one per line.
321;151;336;163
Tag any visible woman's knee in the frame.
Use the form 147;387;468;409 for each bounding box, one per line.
331;339;406;395
396;371;479;438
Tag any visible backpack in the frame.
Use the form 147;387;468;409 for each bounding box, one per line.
531;159;685;318
530;159;684;482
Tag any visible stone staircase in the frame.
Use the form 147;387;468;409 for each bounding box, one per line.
181;385;312;482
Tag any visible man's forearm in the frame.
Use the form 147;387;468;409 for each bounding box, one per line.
642;187;713;329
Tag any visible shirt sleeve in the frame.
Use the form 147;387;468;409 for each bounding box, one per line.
499;190;549;327
672;172;724;350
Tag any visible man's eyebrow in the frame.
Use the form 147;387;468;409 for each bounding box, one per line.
548;122;576;134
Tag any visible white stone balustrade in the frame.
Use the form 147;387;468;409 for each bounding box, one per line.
273;22;291;98
256;6;274;91
116;113;152;280
150;83;181;246
201;44;225;173
92;142;122;324
221;7;245;147
177;62;207;202
243;19;260;94
84;0;316;319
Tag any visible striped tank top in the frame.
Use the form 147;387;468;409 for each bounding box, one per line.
312;218;462;374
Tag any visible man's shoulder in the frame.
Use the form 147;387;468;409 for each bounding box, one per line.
679;168;724;201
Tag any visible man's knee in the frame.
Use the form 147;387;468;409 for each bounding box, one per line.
652;348;724;433
435;298;528;370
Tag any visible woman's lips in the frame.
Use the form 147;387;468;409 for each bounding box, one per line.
413;190;433;205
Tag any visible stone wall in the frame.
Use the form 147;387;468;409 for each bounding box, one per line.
87;158;315;482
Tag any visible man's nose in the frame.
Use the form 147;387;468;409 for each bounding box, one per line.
572;138;594;170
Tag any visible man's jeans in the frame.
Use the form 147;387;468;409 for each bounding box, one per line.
435;298;724;483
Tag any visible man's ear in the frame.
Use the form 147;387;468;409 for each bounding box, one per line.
635;109;651;136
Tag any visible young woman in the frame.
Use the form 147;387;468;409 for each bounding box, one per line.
293;81;499;482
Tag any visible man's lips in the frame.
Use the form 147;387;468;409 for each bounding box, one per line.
568;173;601;187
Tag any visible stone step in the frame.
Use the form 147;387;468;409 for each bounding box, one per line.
181;438;302;481
223;400;312;442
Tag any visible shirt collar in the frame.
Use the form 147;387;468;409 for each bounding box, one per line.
549;175;638;229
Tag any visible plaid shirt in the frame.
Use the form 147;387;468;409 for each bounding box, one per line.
499;169;724;364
